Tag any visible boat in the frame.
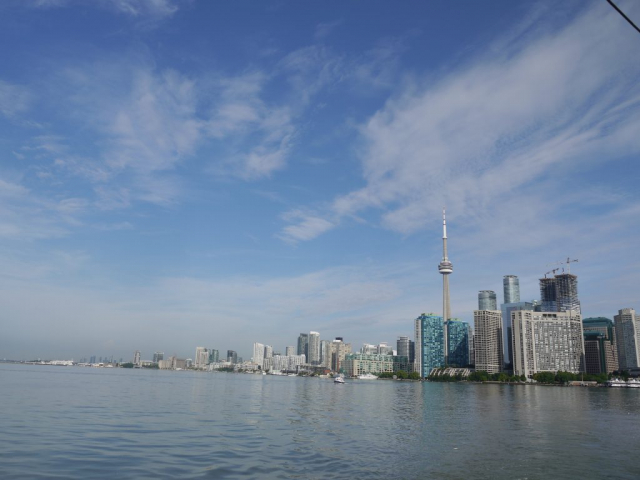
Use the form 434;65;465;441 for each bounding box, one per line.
334;375;345;384
606;378;640;388
358;373;378;380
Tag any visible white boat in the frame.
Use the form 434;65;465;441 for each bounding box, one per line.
334;375;345;384
606;378;640;388
358;373;378;380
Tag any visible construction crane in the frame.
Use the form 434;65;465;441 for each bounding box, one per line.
544;267;560;278
546;257;579;275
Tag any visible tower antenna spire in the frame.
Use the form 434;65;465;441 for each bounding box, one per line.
438;207;453;364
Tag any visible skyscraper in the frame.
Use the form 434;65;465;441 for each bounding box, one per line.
414;313;445;377
473;310;503;374
153;352;164;363
583;317;618;374
194;347;209;368
308;332;320;365
209;349;219;364
614;308;639;371
478;290;497;311
500;301;535;368
320;340;331;368
503;275;520;304
438;209;453;362
285;346;295;357
397;336;414;365
446;319;470;367
133;350;141;367
297;333;309;358
227;350;237;364
512;311;584;378
253;343;265;367
540;273;581;314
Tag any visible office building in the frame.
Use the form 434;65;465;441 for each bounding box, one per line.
503;275;520;304
227;350;238;364
252;343;265;367
319;340;331;367
153;352;164;363
438;209;454;362
474;310;503;374
500;301;535;368
285;346;295;357
194;347;209;368
614;308;640;371
582;317;618;374
414;313;445;377
397;336;415;365
133;350;141;367
297;333;309;358
478;290;497;311
540;273;581;314
512;311;584;378
343;354;410;377
329;338;352;372
264;345;273;360
308;332;320;365
447;319;470;367
209;349;219;364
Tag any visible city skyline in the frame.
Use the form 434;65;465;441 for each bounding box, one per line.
1;1;640;361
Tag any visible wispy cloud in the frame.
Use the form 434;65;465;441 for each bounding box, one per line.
0;80;31;118
25;0;181;19
282;2;640;243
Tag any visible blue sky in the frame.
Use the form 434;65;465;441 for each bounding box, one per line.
1;0;639;361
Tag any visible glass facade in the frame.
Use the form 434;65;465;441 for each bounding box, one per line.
501;301;534;367
503;275;520;304
447;319;470;367
416;313;445;377
478;290;497;310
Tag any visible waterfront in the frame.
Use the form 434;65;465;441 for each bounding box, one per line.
1;364;639;479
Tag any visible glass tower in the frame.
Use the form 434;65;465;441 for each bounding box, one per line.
503;275;520;304
478;290;497;310
415;313;445;377
446;319;470;367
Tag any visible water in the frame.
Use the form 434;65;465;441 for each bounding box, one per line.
1;364;639;479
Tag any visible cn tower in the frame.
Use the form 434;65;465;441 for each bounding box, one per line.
438;208;453;363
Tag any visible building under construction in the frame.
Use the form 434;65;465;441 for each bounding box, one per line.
539;273;581;315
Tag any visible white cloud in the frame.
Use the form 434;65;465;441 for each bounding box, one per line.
0;80;31;118
283;2;640;244
279;209;336;243
26;0;180;19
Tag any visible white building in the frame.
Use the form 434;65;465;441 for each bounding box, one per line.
512;310;584;378
308;332;320;365
615;308;640;370
194;347;209;368
252;343;265;369
133;350;141;367
474;310;503;374
285;346;295;357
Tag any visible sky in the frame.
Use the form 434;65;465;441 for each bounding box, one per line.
1;0;639;361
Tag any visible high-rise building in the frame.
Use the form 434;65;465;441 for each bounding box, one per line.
397;336;412;364
90;355;96;364
540;273;581;314
582;317;618;374
503;275;520;304
319;340;331;368
297;333;309;358
478;290;497;311
512;311;584;378
473;310;503;374
264;345;273;360
438;209;453;363
308;332;320;365
133;350;141;367
285;346;295;357
209;349;219;364
227;350;238;364
614;308;639;371
153;352;164;363
414;313;445;377
252;343;265;367
500;301;535;368
195;347;209;368
329;338;351;372
446;319;470;367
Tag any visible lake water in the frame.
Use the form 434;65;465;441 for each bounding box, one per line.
1;364;639;479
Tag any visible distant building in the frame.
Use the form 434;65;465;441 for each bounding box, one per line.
503;275;520;304
329;338;352;372
512;311;584;378
194;347;209;368
252;343;265;368
397;336;415;365
614;308;639;371
478;290;497;311
414;313;445;377
209;349;219;364
319;340;331;368
500;301;535;368
297;333;309;358
343;354;409;377
583;317;618;374
227;350;238;364
540;273;581;314
133;350;141;367
285;346;295;357
153;352;164;363
308;332;320;365
474;310;503;374
447;319;470;367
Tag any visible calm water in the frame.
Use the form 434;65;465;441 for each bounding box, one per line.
1;364;639;479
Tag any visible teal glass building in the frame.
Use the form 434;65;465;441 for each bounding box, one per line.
415;313;445;377
446;319;470;367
